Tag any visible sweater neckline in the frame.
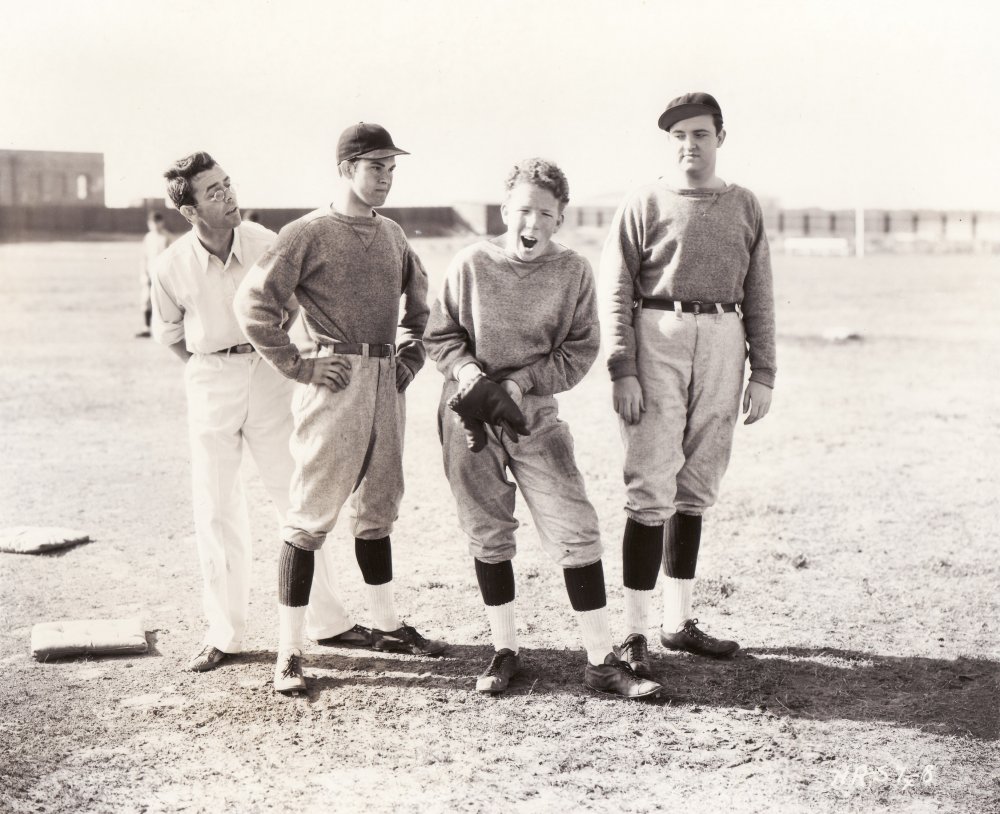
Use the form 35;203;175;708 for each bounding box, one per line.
327;206;379;224
486;236;571;268
658;181;735;197
328;206;381;250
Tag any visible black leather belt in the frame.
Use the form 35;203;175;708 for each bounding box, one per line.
641;298;738;314
329;342;395;358
214;343;256;354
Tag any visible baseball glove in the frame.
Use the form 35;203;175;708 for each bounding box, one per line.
453;413;490;453
447;375;530;451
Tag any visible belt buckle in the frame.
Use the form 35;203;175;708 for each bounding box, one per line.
691;300;702;315
360;343;370;358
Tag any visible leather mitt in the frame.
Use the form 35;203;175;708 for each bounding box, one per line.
454;413;489;452
447;375;530;447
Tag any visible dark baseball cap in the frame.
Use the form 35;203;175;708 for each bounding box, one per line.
336;122;410;163
657;92;723;131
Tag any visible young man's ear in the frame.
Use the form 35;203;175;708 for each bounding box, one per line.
555;209;565;231
337;160;355;180
499;201;509;226
179;204;198;226
717;129;727;148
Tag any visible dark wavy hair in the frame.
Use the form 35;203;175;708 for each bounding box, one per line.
164;152;217;208
504;158;570;209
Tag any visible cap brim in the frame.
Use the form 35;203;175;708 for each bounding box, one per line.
657;103;719;131
354;147;410;160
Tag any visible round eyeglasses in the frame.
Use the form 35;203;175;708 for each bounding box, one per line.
196;185;237;205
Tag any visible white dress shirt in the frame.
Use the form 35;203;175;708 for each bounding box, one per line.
150;221;278;353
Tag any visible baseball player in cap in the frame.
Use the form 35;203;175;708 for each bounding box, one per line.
236;123;446;694
425;157;662;699
598;93;776;675
150;151;365;674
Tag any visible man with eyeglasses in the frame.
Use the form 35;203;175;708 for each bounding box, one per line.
150;152;368;675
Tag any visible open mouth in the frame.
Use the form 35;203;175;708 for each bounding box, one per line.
227;207;239;216
520;236;538;250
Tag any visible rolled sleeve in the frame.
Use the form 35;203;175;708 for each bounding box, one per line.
149;260;185;348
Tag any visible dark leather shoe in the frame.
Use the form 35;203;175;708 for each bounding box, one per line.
187;645;229;672
372;623;447;656
316;624;375;649
617;633;654;679
476;649;521;693
585;653;662;699
660;618;739;658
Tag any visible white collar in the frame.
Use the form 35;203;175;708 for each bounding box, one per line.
191;226;243;272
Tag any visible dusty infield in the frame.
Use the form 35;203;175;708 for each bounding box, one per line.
1;236;998;813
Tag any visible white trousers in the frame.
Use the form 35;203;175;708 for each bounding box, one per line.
185;352;352;652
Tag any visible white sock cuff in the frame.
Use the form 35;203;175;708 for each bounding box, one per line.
366;582;400;631
485;600;518;653
278;604;307;654
576;607;613;666
662;577;694;632
624;587;656;635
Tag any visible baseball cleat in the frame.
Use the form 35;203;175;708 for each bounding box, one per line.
476;649;521;694
372;623;447;657
660;618;740;658
585;653;662;699
616;633;654;679
316;624;375;649
273;651;306;694
187;645;229;672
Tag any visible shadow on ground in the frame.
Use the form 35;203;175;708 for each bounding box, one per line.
717;646;999;740
236;643;998;739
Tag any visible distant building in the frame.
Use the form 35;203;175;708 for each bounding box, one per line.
0;149;105;206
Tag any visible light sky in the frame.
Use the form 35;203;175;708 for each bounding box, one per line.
2;0;997;211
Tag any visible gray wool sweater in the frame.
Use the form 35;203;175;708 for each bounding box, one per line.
424;237;599;396
236;207;429;384
598;182;776;388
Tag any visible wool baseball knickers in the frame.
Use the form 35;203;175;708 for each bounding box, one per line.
620;308;746;525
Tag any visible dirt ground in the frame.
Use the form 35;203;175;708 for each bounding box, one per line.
1;234;998;814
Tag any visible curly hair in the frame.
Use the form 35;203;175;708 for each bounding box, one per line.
164;152;217;209
504;158;570;208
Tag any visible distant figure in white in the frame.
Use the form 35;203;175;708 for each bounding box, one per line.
136;211;175;338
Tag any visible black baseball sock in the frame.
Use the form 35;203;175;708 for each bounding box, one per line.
356;537;398;630
278;541;314;607
564;560;613;665
474;558;516;606
355;536;393;585
475;558;518;652
563;560;608;612
663;513;702;579
622;517;664;590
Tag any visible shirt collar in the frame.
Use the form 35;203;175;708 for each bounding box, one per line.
190;226;243;272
